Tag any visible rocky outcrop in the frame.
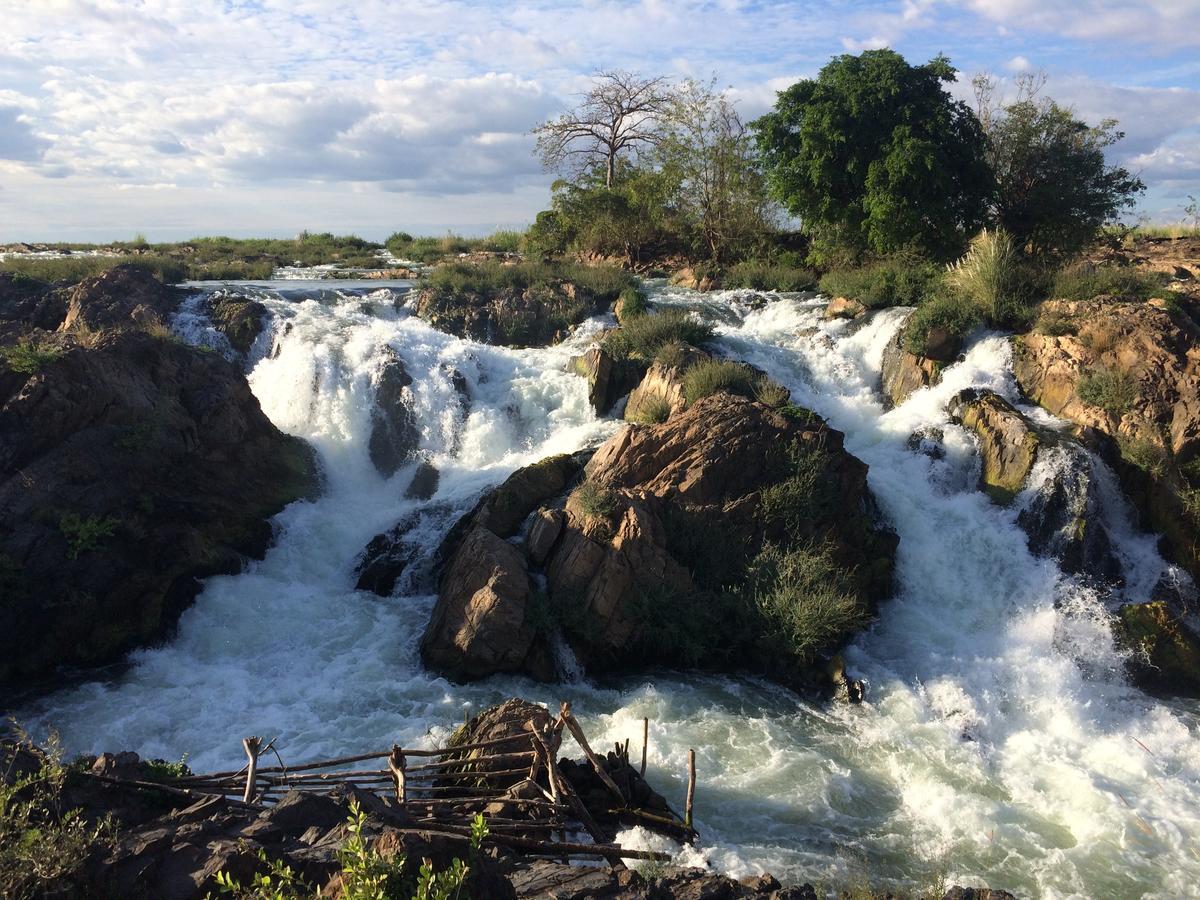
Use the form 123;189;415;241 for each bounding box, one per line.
949;389;1042;503
0;268;318;687
0;272;68;341
413;280;604;348
368;347;420;477
570;346;644;415
824;296;866;320
207;293;266;356
669;267;715;292
1014;299;1200;577
1115;600;1200;698
880;315;951;408
623;344;708;423
422;394;897;689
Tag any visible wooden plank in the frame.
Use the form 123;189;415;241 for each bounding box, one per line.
559;702;626;807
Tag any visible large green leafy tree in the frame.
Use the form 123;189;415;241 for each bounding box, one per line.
752;50;993;261
987;98;1144;257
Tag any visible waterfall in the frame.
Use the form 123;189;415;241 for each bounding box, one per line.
17;279;1200;898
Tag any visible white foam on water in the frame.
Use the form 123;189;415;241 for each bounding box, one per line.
17;284;1200;898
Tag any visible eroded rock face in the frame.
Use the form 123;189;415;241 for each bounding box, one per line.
1115;600;1200;698
570;346;644;415
368;348;420;477
422;393;897;688
413;281;602;348
623;344;708;423
1014;299;1200;577
949;389;1042;504
825;296;866;320
881;318;947;408
0;288;317;685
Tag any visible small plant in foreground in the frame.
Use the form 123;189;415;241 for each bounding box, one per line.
0;341;62;375
58;513;120;560
1118;436;1169;478
627;392;673;424
1077;367;1137;416
574;481;619;522
753;377;790;408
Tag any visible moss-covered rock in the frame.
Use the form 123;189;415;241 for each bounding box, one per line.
1115;601;1200;698
949;388;1042;504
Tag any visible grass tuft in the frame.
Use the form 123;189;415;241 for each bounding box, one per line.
1078;367;1138;415
681;358;759;406
602;309;714;361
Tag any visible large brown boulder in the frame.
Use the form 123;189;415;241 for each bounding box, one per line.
949;389;1042;503
1015;299;1200;576
421;393;897;688
570;346;645;415
413;280;603;348
0;274;318;687
880;316;950;408
623;344;708;424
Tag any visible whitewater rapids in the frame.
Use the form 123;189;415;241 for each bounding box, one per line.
16;279;1200;898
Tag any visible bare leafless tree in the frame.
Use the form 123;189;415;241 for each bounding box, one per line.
532;71;675;188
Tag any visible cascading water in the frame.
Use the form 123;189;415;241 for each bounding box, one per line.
16;280;1200;898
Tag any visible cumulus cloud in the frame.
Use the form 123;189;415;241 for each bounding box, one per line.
0;105;49;161
961;0;1200;47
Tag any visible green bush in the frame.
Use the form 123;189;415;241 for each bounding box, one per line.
1119;436;1169;478
753;377;790;408
0;341;62;374
2;736;114;899
479;229;524;253
626;392;672;424
724;260;818;292
681;358;759;405
574;481;619;521
945;227;1028;326
901;293;982;355
58;513;119;560
614;286;648;323
818;259;943;309
759;443;834;535
425;260;632;304
744;543;866;663
602;309;714;361
653;339;687;368
1051;263;1168;302
1078;367;1137;415
0;255;187;284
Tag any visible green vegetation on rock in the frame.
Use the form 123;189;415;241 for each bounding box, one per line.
0;341;61;374
1077;367;1137;415
601;309;713;361
818;259;943;309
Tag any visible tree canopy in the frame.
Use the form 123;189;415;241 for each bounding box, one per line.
751;50;993;261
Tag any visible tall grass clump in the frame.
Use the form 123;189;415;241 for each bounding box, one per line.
626;392;673;424
901;293;982;355
1078;367;1138;415
818;259;943;309
1051;262;1169;302
601;309;713;361
724;261;818;292
945;227;1027;326
681;358;759;405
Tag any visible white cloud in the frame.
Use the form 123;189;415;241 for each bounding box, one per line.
1005;55;1031;72
962;0;1200;47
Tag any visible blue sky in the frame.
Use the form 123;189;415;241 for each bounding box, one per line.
1;0;1197;241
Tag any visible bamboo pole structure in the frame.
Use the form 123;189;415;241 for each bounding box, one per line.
559;702;626;807
242;736;262;804
684;749;696;830
387;745;407;803
640;718;648;776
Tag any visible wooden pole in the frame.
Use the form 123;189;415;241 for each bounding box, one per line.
242;736;262;804
684;748;696;830
388;745;407;803
640;718;648;777
559;702;626;807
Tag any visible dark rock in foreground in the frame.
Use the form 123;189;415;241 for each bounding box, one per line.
0;266;318;687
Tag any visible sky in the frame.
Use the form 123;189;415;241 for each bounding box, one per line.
1;0;1198;242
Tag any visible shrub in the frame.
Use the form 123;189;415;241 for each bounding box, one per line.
653;339;687;368
602;309;714;361
141;756;191;780
1052;263;1168;302
574;481;619;522
2;735;115;899
0;341;61;374
945;227;1027;326
627;392;673;424
724;260;818;292
744;543;866;663
0;255;187;284
901;293;982;355
1034;309;1077;336
58;513;119;560
759;443;835;535
1077;367;1137;415
479;229;524;253
425;260;632;304
1119;436;1169;477
753;377;790;408
614;286;648;323
681;358;759;405
818;259;943;309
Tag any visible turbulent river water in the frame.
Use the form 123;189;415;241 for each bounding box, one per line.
18;279;1200;898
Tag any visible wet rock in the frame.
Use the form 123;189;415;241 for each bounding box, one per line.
825;296;866;320
405;459;440;500
1016;444;1121;583
669;266;716;292
526;508;565;565
881;316;947;408
207;293;266;356
420;525;549;680
1115;600;1200;698
949;389;1042;504
943;890;1019;900
906;426;946;460
571;345;643;415
354;514;420;596
368;347;420;477
440;698;551;789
